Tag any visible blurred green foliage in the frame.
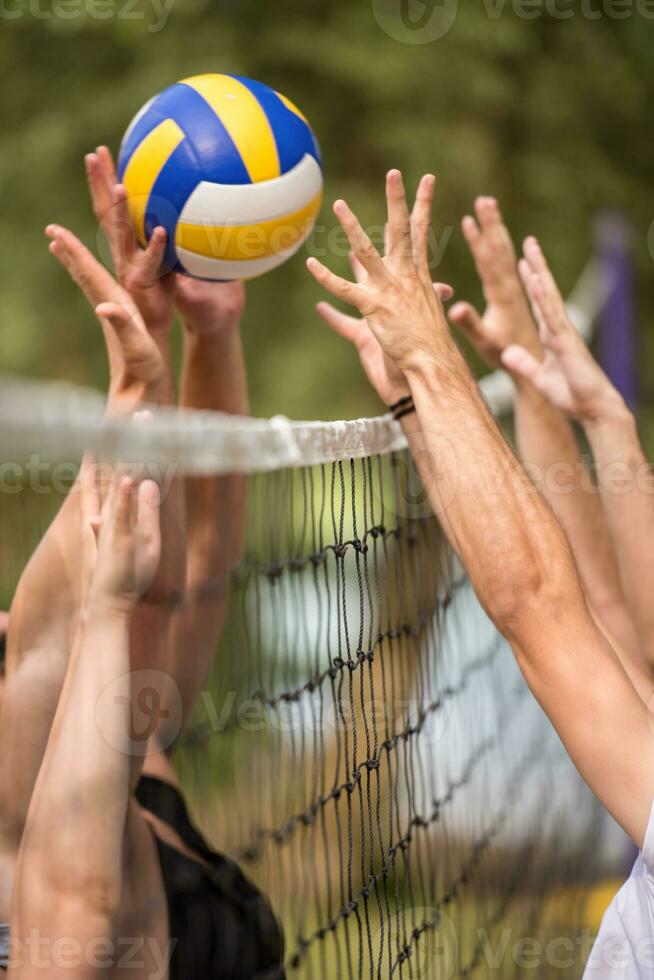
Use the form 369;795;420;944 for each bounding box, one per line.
1;0;654;428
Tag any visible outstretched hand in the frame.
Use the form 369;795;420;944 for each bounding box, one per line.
501;238;623;422
308;170;454;378
316;244;453;406
86;147;174;335
448;197;540;371
46;224;165;412
83;465;162;616
86;147;246;338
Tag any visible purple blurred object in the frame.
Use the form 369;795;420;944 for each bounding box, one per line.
596;213;638;410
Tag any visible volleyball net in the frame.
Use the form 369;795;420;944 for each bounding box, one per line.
0;256;620;979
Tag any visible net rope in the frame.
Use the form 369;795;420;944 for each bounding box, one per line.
0;258;606;476
0;258;614;978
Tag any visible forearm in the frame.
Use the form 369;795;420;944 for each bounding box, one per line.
584;403;654;661
514;380;640;660
167;326;249;725
181;326;249;583
404;343;579;641
182;324;249;418
130;331;186;690
19;605;133;905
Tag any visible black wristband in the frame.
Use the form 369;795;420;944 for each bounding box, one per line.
393;404;416;422
388;394;413;414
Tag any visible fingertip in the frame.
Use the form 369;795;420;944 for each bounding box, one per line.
133;409;153;424
500;345;519;367
461;216;479;241
139;478;160;508
119;475;135;494
447;300;467;319
95;302;126;323
307;256;324;273
333;199;348;216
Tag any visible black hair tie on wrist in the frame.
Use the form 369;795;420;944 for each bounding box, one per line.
388;395;413;414
388;395;416;422
394;404;416;422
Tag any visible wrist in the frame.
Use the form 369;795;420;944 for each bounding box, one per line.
146;314;175;338
182;313;242;340
85;591;135;624
403;340;470;394
583;395;635;437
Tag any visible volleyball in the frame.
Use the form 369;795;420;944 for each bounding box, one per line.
117;74;323;281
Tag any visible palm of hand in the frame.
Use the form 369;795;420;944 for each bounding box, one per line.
541;333;612;420
475;303;514;369
94;507;159;606
108;333;165;413
104;287;166;410
477;288;538;369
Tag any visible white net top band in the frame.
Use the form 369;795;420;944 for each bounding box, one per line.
0;260;606;476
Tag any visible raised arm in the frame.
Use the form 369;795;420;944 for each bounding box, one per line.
10;472;161;979
504;239;654;669
167;279;250;725
449;198;641;668
90;146;252;730
0;229;167;847
307;171;654;848
85;146;188;632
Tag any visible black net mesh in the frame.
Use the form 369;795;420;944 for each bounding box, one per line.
0;435;610;979
170;450;605;979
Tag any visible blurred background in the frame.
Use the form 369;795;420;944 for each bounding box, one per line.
2;0;653;430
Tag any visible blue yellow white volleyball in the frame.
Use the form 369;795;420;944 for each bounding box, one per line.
117;74;323;281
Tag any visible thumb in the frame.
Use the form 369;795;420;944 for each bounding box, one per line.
432;282;454;303
448;301;485;342
96;303;151;367
316;302;365;345
501;345;543;387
